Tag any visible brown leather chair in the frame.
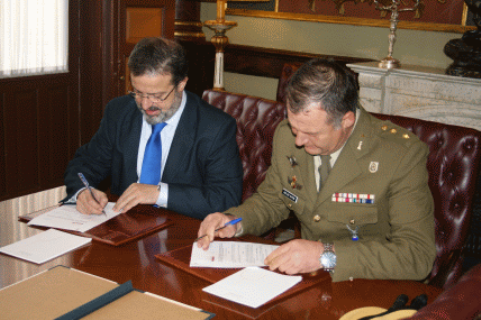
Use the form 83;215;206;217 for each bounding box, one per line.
202;89;286;202
406;263;481;320
203;88;481;289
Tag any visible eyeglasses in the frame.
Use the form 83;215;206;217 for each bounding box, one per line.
128;86;175;103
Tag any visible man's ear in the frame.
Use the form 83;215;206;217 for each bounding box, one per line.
177;77;188;92
342;111;356;129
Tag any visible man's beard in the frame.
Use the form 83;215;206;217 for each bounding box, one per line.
138;91;182;125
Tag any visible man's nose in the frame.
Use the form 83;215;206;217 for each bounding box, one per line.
295;132;308;146
140;97;154;108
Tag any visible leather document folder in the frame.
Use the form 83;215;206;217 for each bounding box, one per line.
19;204;173;246
155;237;330;319
0;265;214;320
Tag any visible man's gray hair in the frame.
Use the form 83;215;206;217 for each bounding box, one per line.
285;59;359;128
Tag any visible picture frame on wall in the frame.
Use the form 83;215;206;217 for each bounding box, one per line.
227;0;475;33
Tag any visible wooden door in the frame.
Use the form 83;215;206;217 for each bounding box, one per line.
115;0;175;97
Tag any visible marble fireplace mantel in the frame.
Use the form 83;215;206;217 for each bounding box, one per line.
347;62;481;132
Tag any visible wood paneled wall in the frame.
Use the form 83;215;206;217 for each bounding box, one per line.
0;75;79;200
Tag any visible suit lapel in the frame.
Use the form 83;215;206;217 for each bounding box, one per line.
125;102;143;183
316;108;376;205
162;94;196;181
294;148;318;204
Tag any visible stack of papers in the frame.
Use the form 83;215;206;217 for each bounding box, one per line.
190;241;279;268
27;202;121;232
0;229;91;264
203;267;302;308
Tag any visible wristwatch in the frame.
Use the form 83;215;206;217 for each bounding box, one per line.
320;243;336;272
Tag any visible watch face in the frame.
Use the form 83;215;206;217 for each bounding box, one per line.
321;252;337;269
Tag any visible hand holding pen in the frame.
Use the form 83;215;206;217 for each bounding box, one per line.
77;173;107;216
196;214;243;249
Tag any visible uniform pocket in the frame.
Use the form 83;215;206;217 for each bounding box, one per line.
327;205;378;226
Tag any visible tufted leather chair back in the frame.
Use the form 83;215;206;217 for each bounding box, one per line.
202;90;286;202
406;263;481;320
204;88;481;289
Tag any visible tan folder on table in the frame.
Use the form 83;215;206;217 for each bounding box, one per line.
0;265;214;320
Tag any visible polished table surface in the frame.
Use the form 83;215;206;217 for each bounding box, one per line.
0;205;443;320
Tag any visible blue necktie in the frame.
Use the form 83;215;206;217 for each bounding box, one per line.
140;123;167;185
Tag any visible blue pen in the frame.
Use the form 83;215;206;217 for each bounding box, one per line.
77;172;107;216
195;217;242;241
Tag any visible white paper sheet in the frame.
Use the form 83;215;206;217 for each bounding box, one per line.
190;241;279;268
0;229;92;264
202;266;302;308
27;202;121;232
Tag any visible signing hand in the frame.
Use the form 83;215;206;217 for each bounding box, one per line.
197;213;240;250
265;239;325;275
77;188;108;215
113;183;160;213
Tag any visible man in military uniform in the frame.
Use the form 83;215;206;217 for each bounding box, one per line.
197;59;436;282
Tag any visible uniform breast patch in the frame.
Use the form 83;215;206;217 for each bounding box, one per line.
282;188;298;203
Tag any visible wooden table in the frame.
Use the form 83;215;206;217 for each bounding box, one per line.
0;205;442;320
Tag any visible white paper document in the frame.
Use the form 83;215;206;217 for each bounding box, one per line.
203;266;302;308
0;229;92;264
190;241;279;268
27;202;121;232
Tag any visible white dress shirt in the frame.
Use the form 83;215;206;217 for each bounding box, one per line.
137;91;187;207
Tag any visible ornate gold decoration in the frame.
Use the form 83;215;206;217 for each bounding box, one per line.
310;0;447;19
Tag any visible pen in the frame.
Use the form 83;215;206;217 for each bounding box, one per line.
77;172;107;216
195;217;242;241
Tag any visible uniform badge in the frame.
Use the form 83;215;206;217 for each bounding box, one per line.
369;161;379;173
282;188;298;203
332;193;375;204
357;141;363;150
346;224;359;241
287;155;298;167
287;175;302;190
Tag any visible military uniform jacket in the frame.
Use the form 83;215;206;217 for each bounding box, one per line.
227;107;436;282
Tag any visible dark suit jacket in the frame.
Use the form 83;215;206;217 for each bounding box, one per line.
64;91;243;219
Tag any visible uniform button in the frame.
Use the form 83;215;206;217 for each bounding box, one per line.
381;125;388;131
390;128;397;134
313;215;321;222
350;219;355;225
403;133;410;139
288;203;292;208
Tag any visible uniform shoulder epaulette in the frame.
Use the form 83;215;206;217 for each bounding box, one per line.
379;122;414;146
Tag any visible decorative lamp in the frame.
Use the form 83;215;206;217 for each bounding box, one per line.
204;0;237;90
374;0;421;69
204;0;268;90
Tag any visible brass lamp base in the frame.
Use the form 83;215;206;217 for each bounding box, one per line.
378;56;401;69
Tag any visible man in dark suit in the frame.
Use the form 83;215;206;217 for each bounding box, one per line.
197;59;435;282
63;37;243;219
